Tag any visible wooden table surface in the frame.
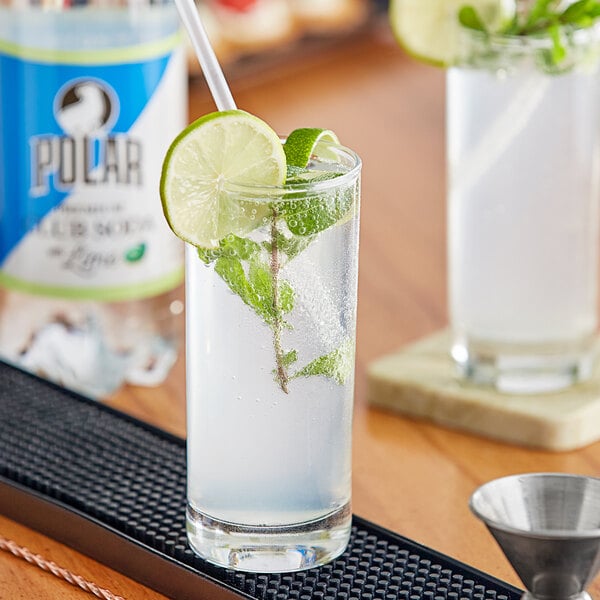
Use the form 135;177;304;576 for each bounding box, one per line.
2;19;600;600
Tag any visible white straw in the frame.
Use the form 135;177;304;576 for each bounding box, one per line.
449;73;549;198
173;0;237;111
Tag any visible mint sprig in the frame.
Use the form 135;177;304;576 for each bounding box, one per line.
292;337;355;385
459;0;600;69
197;179;356;394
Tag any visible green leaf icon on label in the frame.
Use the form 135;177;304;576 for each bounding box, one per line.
125;243;146;262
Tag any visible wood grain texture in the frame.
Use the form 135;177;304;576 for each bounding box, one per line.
2;20;600;599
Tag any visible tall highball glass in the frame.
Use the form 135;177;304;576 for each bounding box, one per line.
448;27;600;393
185;139;361;572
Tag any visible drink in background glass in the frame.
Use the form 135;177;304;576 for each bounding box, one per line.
185;140;361;572
388;0;600;394
447;29;600;393
0;0;186;397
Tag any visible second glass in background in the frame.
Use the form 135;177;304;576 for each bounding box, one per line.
448;29;600;393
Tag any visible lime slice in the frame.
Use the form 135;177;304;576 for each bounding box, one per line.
389;0;516;67
160;109;286;248
284;128;340;168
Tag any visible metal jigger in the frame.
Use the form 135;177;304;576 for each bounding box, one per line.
470;473;600;600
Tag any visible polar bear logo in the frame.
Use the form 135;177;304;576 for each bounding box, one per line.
55;80;116;136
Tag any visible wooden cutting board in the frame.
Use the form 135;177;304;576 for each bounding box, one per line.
367;330;600;451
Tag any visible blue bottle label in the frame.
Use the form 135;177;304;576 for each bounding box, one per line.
0;36;186;301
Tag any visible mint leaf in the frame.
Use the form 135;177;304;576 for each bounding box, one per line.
223;236;262;260
525;0;557;29
279;280;295;313
458;6;486;31
215;256;258;311
548;22;567;63
215;257;276;323
293;338;354;385
458;0;600;72
198;235;261;264
213;254;295;327
561;0;600;27
247;261;275;316
281;188;355;237
264;231;315;261
197;246;221;264
562;0;596;22
282;350;298;368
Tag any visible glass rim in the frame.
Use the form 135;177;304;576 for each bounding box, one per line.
462;20;600;52
221;141;362;197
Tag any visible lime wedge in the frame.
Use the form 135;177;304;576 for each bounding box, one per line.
284;128;340;168
160;109;286;248
389;0;516;67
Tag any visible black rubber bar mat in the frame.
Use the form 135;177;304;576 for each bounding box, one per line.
0;361;522;600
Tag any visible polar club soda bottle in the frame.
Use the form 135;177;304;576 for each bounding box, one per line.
0;0;187;398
